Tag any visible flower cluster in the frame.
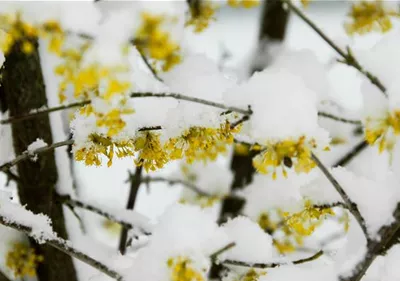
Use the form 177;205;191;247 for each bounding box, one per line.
365;110;400;152
257;201;335;254
74;121;239;172
345;0;400;35
227;0;260;9
6;242;44;278
167;121;239;164
0;13;38;54
167;256;206;281
135;12;181;72
185;1;217;33
252;136;329;179
235;269;266;281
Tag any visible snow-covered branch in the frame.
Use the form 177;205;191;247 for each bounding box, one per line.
222;250;323;268
56;194;151;235
311;153;368;237
0;212;123;280
318;112;362;125
0;92;251;125
283;0;387;97
0;139;73;173
342;204;400;281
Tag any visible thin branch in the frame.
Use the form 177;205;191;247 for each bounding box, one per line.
0;92;250;125
119;167;143;255
0;214;123;281
137;50;163;82
311;153;368;238
230;115;250;130
0;139;73;172
341;204;400;281
210;242;236;260
128;92;251;115
222;250;323;268
283;0;387;97
318;112;362;125
141;176;213;197
56;194;143;232
0;100;90;125
333;140;369;167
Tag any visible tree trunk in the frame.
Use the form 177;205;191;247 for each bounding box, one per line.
251;0;290;73
1;38;78;281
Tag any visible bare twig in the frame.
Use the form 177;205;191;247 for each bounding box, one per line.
318;112;362;125
333;140;369;167
311;153;368;237
0;92;250;125
137;50;163;82
0;214;123;280
141;176;212;197
283;0;387;97
210;242;236;260
222;250;323;268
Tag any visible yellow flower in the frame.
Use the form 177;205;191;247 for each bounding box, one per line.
166;122;238;164
134;132;169;171
0;14;39;54
252;136;325;179
6;243;43;278
365;110;400;153
228;0;260;9
345;0;400;35
167;256;205;281
185;1;217;33
74;134;135;167
135;12;181;72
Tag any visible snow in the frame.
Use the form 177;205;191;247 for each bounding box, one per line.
162;54;236;138
224;67;330;144
308;167;400;239
27;138;48;154
0;198;54;243
219;216;273;263
123;204;229;281
259;263;338;281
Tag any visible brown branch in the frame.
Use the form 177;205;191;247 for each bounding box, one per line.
222;250;323;268
0;92;250;125
311;153;368;238
55;194;150;234
0;214;123;281
341;204;400;281
333;140;369;167
210;242;236;260
283;0;387;97
318;112;362;125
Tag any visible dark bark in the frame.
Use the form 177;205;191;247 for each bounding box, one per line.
251;0;290;73
0;271;11;281
118;166;143;254
1;38;77;281
209;151;256;278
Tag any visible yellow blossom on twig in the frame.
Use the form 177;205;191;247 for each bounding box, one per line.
345;0;400;35
6;242;43;278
